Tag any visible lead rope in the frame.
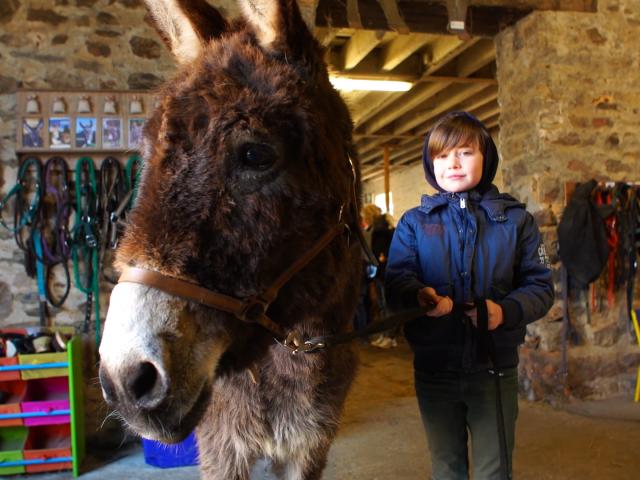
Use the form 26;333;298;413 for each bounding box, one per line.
72;157;101;346
98;156;125;283
476;298;511;480
32;229;49;326
42;156;72;308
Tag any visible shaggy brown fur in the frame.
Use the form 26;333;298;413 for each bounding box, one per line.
99;1;362;479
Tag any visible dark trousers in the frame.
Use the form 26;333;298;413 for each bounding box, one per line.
414;368;518;480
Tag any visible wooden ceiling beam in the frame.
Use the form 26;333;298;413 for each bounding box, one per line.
363;139;423;167
359;137;399;164
391;144;424;166
315;0;548;37
380;33;433;71
356;76;494;158
361;42;495;147
358;138;390;163
354;133;424;140
395;81;490;135
340;29;389;70
327;36;485;89
471;101;500;121
346;0;363;29
352;91;399;127
420;75;496;85
484;112;500;130
329;48;423;80
350;77;494;132
456;84;499;112
361;145;422;181
424;36;470;74
361;81;453;135
457;0;595;11
356;79;483;158
395;82;492;136
377;0;410;34
455;39;496;77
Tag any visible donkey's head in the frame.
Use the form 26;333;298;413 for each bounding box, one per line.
98;0;358;442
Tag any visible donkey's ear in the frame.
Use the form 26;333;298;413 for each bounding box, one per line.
239;0;316;57
144;0;228;64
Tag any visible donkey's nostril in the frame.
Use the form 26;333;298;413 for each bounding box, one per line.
99;365;117;404
127;361;164;409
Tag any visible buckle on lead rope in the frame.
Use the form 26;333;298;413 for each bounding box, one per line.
278;332;326;355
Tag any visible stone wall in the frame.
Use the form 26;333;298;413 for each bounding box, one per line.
496;0;640;401
1;1;169;327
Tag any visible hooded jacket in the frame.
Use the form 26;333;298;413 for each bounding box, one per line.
385;113;554;372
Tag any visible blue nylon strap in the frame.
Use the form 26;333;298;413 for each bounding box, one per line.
0;156;42;233
72;157;101;346
32;229;48;326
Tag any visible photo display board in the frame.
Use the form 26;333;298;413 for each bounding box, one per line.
16;90;156;153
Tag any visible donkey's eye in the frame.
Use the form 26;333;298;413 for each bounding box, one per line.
239;143;277;170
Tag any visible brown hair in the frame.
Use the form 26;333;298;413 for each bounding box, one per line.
427;112;487;160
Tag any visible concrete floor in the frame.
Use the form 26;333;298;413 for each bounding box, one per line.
7;341;640;479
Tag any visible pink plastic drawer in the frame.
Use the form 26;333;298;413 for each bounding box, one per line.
20;377;70;426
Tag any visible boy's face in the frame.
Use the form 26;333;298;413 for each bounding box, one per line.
432;142;483;193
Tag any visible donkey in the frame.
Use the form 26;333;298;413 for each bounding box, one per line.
98;0;362;478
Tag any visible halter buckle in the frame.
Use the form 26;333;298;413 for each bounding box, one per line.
281;332;326;354
239;297;268;323
294;340;325;354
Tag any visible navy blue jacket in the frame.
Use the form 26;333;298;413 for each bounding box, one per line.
385;186;554;372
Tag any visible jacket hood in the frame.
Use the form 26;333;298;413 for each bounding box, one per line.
422;112;499;193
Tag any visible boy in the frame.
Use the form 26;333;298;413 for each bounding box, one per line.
385;111;553;480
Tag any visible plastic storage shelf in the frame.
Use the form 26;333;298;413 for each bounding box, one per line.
0;335;85;476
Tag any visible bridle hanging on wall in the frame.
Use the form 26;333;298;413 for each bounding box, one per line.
2;154;143;338
41;156;72;307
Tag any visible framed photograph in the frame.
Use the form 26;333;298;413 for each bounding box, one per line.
76;117;97;148
22;118;44;148
128;118;146;149
102;117;122;149
49;117;71;148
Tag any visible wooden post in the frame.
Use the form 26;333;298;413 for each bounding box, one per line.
383;145;390;213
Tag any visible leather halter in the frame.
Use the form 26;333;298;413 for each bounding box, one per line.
118;222;350;342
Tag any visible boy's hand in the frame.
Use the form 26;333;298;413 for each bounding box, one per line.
465;299;504;330
417;287;453;317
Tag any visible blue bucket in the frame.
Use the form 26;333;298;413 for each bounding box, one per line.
142;431;199;468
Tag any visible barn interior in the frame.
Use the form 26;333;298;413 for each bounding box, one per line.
0;0;639;479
